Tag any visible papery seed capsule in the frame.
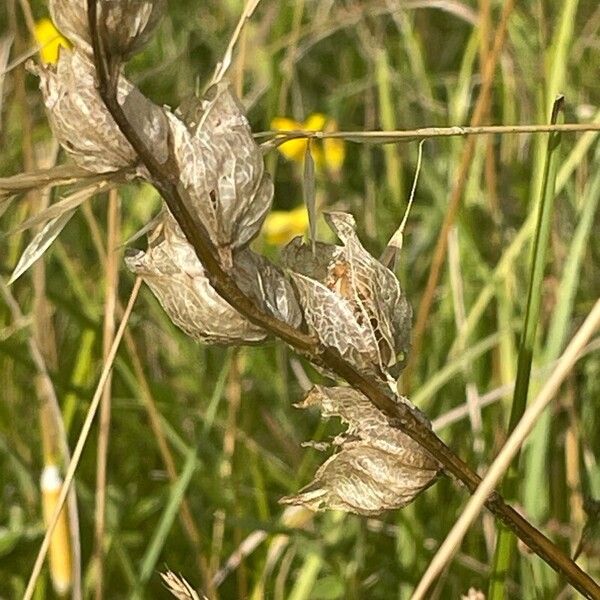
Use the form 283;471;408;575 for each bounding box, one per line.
281;386;440;515
125;211;302;344
29;48;168;174
50;0;165;59
166;81;273;267
125;212;268;345
283;212;412;380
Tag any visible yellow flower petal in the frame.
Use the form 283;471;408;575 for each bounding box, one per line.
323;137;345;173
304;113;328;131
263;206;309;245
271;113;345;172
271;117;306;162
34;18;71;65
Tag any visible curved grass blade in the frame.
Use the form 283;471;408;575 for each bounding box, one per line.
8;209;76;285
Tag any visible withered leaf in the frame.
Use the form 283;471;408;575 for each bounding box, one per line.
283;212;412;379
29;49;168;174
281;386;439;515
166;81;273;267
50;0;165;59
9;209;76;285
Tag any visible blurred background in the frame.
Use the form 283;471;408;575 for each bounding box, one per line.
1;0;599;598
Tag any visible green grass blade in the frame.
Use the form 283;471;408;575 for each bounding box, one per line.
488;97;564;600
134;445;199;594
287;550;323;600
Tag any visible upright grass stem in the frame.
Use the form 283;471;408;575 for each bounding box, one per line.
489;97;565;599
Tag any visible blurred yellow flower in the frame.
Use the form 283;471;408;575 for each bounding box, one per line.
34;18;71;65
271;113;345;174
263;206;309;245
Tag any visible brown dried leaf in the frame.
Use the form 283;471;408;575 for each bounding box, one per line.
28;49;168;174
167;81;273;266
50;0;165;59
283;212;412;378
281;386;439;515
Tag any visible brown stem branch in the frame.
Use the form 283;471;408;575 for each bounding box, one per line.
85;2;600;598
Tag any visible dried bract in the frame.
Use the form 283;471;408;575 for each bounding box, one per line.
125;211;266;344
283;212;412;379
50;0;165;59
234;250;302;328
166;81;273;267
29;49;167;174
280;386;439;515
125;211;301;344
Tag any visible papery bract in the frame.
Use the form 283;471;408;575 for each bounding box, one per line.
29;49;168;174
167;81;273;267
283;212;412;379
125;211;300;344
50;0;165;59
280;386;439;515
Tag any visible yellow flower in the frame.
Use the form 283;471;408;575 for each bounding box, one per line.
34;18;71;65
263;206;309;245
271;113;345;174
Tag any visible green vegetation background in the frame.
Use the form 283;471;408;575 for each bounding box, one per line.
1;0;599;598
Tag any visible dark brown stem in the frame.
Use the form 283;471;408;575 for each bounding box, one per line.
86;2;600;598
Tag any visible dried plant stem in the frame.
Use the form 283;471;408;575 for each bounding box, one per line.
266;122;600;143
78;198;215;594
22;278;142;600
84;2;600;598
404;0;516;389
411;296;600;599
210;0;262;87
9;1;82;594
93;188;120;600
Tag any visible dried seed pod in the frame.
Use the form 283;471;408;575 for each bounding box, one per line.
29;49;168;174
125;211;301;344
125;211;267;345
166;81;273;267
50;0;165;59
280;386;439;515
283;212;412;379
233;250;302;328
